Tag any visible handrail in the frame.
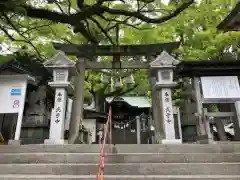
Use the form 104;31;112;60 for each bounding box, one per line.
96;106;112;180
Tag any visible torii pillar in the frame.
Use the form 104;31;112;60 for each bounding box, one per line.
150;51;182;144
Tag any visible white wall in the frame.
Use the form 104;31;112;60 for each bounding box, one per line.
64;98;96;143
0;75;28;140
0;75;27;114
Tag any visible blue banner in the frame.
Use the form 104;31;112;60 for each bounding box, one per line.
10;88;21;96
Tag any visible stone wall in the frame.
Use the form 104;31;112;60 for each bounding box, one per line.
20;85;53;144
180;80;199;142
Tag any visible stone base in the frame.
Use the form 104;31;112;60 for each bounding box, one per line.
44;139;66;145
214;141;240;144
198;139;210;144
8;139;21;145
162;139;182;144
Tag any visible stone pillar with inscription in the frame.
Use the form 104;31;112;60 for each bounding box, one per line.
150;51;182;144
43;51;76;144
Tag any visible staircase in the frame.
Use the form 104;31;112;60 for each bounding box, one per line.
0;144;240;179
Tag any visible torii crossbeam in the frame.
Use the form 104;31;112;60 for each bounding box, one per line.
53;42;180;69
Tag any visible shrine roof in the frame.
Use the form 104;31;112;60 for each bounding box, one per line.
0;54;52;83
217;2;240;31
106;96;151;108
176;59;240;77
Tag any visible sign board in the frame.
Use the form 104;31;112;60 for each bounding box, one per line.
201;76;240;101
0;76;27;113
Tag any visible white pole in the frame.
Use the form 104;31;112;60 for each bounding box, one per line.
234;101;240;127
177;107;183;140
136;116;141;144
14;80;27;140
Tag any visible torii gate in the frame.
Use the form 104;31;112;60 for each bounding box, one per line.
46;42;182;144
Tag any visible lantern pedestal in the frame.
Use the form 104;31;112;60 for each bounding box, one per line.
44;87;68;145
162;139;182;144
44;139;65;145
8;140;21;145
159;87;177;142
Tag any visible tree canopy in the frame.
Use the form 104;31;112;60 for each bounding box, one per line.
0;0;193;46
0;0;240;104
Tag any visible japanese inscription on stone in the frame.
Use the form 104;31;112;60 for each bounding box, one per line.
161;88;175;140
55;91;63;124
164;91;172;123
49;88;67;140
56;92;62;102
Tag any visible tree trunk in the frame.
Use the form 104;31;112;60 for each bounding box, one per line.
95;92;105;112
68;68;85;144
215;118;227;141
151;89;164;143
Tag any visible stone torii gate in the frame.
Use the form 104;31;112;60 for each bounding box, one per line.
48;42;182;144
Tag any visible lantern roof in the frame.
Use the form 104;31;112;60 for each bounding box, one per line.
150;51;179;69
43;51;77;76
43;51;76;68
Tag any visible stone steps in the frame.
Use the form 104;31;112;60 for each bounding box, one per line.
1;144;240;153
0;175;240;180
0;153;240;163
0;143;240;153
0;163;239;175
0;144;240;179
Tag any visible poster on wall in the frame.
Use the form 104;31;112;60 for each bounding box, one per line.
201;76;240;101
0;76;27;113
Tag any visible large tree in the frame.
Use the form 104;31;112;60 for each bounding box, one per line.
0;0;193;48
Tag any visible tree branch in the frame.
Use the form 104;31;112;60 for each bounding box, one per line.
1;13;45;58
73;22;99;43
89;17;115;45
100;0;194;24
0;0;194;45
1;0;194;27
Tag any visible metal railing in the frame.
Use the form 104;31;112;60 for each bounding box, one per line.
96;107;112;180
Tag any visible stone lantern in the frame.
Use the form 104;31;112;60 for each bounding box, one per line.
43;51;76;144
150;51;182;144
